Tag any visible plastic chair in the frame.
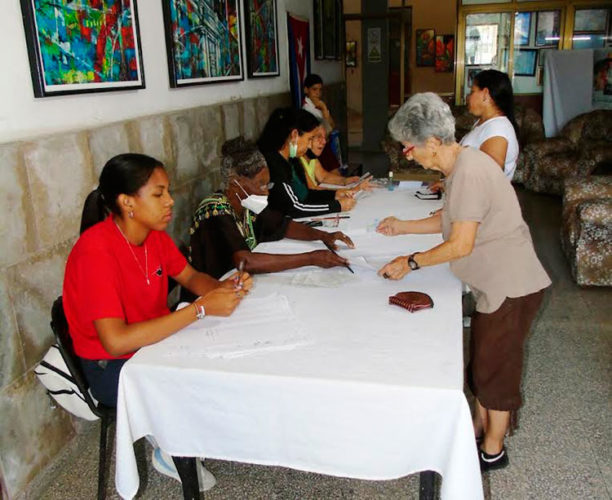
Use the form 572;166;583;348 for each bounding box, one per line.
50;296;116;500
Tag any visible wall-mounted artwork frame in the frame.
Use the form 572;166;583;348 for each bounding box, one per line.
20;0;145;97
162;0;243;87
514;12;531;46
314;0;342;60
435;35;454;73
346;41;357;67
574;8;609;33
244;0;279;78
466;65;484;89
514;48;538;76
416;29;435;67
535;10;561;47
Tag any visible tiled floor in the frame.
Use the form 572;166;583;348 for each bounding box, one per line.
28;187;611;500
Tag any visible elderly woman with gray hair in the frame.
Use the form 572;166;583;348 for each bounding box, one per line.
376;93;550;472
186;136;353;286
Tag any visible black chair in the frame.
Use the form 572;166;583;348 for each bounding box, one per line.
50;296;116;500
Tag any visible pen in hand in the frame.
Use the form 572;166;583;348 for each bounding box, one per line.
235;260;245;289
323;241;355;274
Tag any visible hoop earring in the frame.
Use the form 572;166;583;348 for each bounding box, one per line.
129;211;134;219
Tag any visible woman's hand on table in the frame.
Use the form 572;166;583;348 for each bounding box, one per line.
309;249;349;268
335;189;355;200
377;255;410;280
196;286;244;316
428;180;444;193
376;216;403;236
221;271;253;293
344;176;361;185
339;198;356;211
320;231;355;250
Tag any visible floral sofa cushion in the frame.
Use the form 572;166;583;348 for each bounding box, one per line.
523;110;612;195
561;176;612;286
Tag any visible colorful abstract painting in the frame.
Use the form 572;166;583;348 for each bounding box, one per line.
162;0;243;86
435;35;454;73
416;29;435;67
244;0;279;78
20;0;145;96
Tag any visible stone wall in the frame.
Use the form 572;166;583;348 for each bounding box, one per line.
0;83;346;498
0;92;288;498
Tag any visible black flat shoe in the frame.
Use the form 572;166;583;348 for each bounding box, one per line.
479;447;509;472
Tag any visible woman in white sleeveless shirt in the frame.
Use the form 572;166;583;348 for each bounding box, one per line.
461;70;519;180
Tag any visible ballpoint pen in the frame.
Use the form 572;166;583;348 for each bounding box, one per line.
323;241;354;274
309;215;351;221
235;260;245;289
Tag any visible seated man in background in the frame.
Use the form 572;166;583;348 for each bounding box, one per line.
185;137;354;298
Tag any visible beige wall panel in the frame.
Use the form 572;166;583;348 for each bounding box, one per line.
23;133;94;248
0;373;74;497
7;242;73;370
0;143;34;267
88;123;130;179
0;275;25;390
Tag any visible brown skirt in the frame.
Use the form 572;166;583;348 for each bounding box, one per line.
467;290;544;412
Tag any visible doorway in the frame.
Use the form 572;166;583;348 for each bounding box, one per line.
344;7;412;153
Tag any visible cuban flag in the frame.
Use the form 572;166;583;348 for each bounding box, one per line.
287;13;311;108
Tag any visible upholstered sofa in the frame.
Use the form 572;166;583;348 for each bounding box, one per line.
521;110;612;195
561;176;612;286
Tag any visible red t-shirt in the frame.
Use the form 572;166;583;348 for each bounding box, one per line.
63;216;187;360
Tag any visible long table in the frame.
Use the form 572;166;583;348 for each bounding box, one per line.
115;184;483;499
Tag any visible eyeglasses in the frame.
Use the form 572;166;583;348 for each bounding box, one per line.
402;145;416;156
258;182;274;191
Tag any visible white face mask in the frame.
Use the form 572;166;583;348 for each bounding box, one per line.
234;180;269;214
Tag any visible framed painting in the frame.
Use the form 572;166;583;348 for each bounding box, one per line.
346;41;357;67
535;10;561;47
514;12;531;46
314;0;341;60
20;0;145;97
514;48;537;76
466;66;484;89
435;35;454;73
416;29;435;67
162;0;243;87
574;9;609;33
244;0;279;78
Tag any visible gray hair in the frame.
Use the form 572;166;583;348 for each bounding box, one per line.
220;136;266;189
388;92;456;146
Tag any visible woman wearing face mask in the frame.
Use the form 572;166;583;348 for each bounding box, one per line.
185;137;354;286
258;107;356;218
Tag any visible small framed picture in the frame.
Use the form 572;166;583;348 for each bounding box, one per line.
435;35;454;73
416;29;435;67
514;12;532;47
574;8;609;33
514;49;538;76
535;10;561;47
346;41;357;67
466;66;484;89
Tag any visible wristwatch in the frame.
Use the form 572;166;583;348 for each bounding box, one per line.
194;303;206;320
407;253;421;271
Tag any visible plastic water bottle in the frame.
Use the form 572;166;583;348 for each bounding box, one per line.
387;170;394;191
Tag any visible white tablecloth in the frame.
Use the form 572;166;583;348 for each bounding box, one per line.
115;185;483;499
